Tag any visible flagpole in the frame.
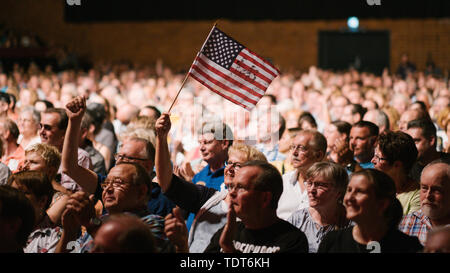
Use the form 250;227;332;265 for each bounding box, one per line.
167;21;219;113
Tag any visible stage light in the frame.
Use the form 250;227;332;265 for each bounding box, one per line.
347;17;359;31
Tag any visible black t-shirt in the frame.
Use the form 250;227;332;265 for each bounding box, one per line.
204;219;309;253
164;174;217;214
318;226;423;253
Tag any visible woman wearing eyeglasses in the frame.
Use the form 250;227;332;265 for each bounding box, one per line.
287;161;352;252
371;131;420;215
318;169;423;253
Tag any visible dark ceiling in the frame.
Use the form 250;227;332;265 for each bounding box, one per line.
64;0;450;22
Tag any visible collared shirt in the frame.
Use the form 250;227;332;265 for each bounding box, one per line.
255;143;287;162
288;208;353;253
3;145;25;172
24;214;62;253
192;164;225;191
358;161;374;169
398;209;433;245
277;169;309;221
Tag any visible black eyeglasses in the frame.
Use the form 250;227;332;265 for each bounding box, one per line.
114;153;148;162
373;154;389;163
224;161;243;170
100;178;131;190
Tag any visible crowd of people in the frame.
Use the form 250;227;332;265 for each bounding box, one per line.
0;55;449;253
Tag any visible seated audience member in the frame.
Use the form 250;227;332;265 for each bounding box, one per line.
423;226;450;253
255;110;286;162
363;109;390;134
0;138;11;185
372;131;420;215
298;112;318;131
0;185;35;253
39;107;93;193
139;105;161;120
8;171;64;253
318;169;423;253
86;103;117;168
277;130;327;220
156;112;267;252
342;104;366;125
349;121;379;169
288;161;352;252
324;120;362;174
399;160;450;245
397;109;429;132
406;118;450;181
62;96;175;218
34;100;54;113
79;112;106;176
91;213;157;253
56;162;174;253
17;106;41;150
204;160;309;253
0;118;25;171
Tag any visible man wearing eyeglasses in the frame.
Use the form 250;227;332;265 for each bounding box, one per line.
204;161;309;253
61;96;175;218
276;130;327;220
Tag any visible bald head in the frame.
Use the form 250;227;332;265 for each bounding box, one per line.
420;161;450;221
398;109;427;132
92;214;156;253
116;104;139;125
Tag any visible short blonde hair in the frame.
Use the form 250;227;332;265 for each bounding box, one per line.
25;143;61;177
228;142;267;162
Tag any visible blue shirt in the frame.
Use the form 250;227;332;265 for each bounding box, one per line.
192;164;225;191
359;161;374;169
186;164;225;231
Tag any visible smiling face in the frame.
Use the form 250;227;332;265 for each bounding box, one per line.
343;174;384;224
349;126;376;162
39;112;65;149
305;174;339;209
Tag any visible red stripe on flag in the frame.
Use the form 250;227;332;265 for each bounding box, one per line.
228;66;268;92
189;73;252;110
195;56;263;99
191;64;259;105
240;50;279;78
233;58;272;84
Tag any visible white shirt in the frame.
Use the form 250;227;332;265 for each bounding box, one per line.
277;169;309;220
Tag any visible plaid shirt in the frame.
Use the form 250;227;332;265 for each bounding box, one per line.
398;209;432;245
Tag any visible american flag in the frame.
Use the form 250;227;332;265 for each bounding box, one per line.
188;26;280;110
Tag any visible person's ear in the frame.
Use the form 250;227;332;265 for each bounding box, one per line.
429;135;436;147
136;184;148;202
260;191;273;209
393;160;403;170
221;140;231;150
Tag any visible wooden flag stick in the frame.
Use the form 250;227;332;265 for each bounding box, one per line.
167;21;219;113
